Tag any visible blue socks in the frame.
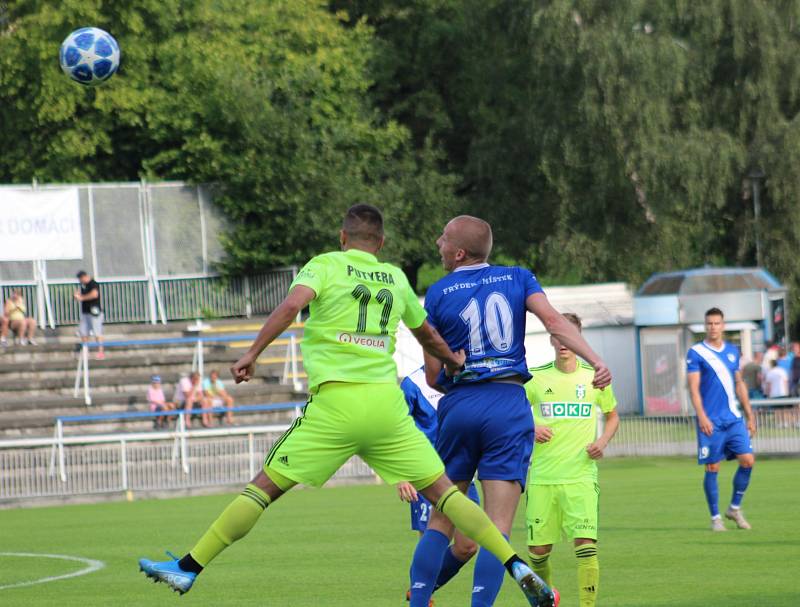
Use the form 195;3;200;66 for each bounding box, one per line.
703;471;720;517
409;529;449;606
434;546;468;590
731;466;753;508
471;534;508;606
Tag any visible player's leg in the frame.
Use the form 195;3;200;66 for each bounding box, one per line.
470;479;521;606
469;383;535;607
563;482;600;607
139;468;290;593
698;426;726;530
139;385;353;594
526;484;560;587
364;385;554;607
725;423;755;529
433;483;480;592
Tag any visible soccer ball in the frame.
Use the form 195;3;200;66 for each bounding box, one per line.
59;27;120;86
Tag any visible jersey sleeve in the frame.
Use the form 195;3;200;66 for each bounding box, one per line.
597;383;617;413
400;377;422;419
290;256;328;298
519;268;544;298
400;278;427;330
686;348;701;373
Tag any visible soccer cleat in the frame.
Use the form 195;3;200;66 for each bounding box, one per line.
138;552;197;594
725;507;752;530
710;517;727;532
405;589;434;606
510;560;557;607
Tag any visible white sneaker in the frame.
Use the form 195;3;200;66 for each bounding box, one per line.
725;507;752;530
0;338;7;347
711;517;727;532
28;337;38;346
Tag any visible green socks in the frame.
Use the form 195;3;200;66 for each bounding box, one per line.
528;551;552;586
436;486;515;564
575;543;599;606
189;484;271;567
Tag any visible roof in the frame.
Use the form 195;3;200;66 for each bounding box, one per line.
637;267;782;296
526;282;634;332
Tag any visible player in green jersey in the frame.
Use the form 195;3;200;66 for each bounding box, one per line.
524;313;619;607
139;204;555;606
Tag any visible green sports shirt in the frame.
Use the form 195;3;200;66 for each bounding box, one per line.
525;361;617;485
290;248;428;390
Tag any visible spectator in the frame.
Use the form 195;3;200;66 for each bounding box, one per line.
790;342;800;395
741;351;764;400
147;375;176;429
777;342;795;377
2;289;37;345
0;307;8;347
74;271;105;360
764;358;789;398
173;372;211;429
203;369;235;425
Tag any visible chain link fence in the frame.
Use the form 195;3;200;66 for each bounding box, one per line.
0;181;295;325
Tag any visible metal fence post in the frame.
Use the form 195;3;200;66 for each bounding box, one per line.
248;432;255;479
244;275;252;318
120;439;128;490
82;344;91;405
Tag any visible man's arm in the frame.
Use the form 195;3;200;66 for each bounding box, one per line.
410;320;466;378
74;288;99;302
526;292;611;388
231;286;315;383
735;370;756;436
587;409;620;459
688;371;713;436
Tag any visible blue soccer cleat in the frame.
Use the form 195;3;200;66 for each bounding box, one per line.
510;560;557;607
138;551;197;595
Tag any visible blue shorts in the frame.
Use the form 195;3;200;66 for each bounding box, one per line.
411;482;480;532
436;382;534;489
697;418;753;464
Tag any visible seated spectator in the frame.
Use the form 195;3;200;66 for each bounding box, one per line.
3;289;37;345
147;375;176;429
203;369;235;425
173;372;212;429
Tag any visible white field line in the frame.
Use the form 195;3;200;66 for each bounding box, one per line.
0;552;105;590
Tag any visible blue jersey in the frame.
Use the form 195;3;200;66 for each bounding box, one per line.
686;341;742;424
400;367;443;445
424;263;543;389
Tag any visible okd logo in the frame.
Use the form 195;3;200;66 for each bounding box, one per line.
540;403;593;418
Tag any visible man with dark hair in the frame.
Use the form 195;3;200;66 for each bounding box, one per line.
139;204;554;606
525;312;619;607
687;307;756;531
74;270;105;359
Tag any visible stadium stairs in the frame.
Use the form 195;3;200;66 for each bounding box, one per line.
0;318;306;438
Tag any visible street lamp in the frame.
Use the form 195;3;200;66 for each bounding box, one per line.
748;167;765;267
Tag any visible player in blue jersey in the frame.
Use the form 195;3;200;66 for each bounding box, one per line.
408;216;611;607
398;366;480;605
687;307;757;532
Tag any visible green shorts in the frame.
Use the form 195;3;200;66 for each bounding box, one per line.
264;382;444;489
525;481;599;546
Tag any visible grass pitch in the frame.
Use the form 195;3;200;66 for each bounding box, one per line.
0;457;796;606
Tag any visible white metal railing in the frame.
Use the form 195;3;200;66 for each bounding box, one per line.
2;408;797;502
1;421;375;501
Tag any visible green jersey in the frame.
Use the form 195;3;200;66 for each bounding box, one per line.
525;361;617;485
290;248;427;390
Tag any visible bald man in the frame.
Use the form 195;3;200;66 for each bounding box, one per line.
408;216;611;607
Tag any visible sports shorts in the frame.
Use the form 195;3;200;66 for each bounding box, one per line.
411;481;480;532
526;481;599;545
264;382;445;489
78;311;104;337
697;418;753;464
436;381;534;489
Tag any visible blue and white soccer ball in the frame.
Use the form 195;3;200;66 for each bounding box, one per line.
59;27;120;86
